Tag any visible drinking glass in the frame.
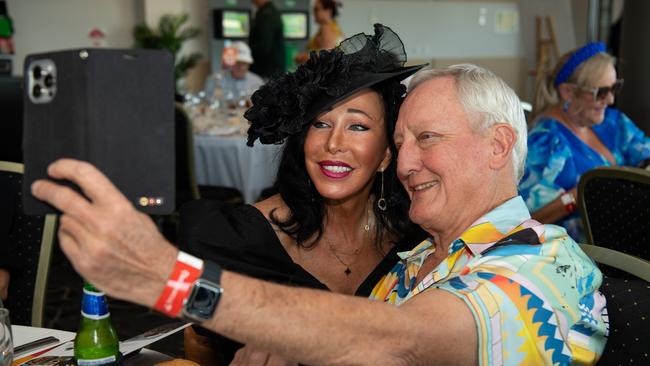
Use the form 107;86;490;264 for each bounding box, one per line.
0;308;12;366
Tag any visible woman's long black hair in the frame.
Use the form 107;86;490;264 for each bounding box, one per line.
269;80;426;251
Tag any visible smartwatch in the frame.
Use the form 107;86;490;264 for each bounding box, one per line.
182;260;224;322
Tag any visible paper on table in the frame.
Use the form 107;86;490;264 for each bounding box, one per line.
11;326;75;365
11;326;75;349
119;322;190;356
39;322;191;358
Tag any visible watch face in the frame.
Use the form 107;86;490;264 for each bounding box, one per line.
185;279;223;321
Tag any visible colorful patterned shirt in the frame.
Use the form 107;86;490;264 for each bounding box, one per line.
369;196;608;365
519;107;650;242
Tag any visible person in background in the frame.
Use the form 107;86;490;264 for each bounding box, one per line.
32;60;607;365
520;42;650;242
249;0;285;79
204;41;264;104
294;0;344;64
183;24;425;365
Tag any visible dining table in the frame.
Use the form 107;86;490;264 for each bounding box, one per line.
191;109;284;204
11;325;175;365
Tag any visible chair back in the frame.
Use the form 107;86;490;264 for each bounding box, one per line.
0;161;57;326
177;103;243;205
579;244;650;365
578;166;650;260
0;77;23;163
175;104;200;209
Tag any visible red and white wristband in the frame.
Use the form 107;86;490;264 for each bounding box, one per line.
560;192;577;214
153;251;204;318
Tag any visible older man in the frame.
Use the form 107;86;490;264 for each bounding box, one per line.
205;41;264;105
32;64;607;365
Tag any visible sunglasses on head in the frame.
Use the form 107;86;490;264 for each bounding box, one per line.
578;79;624;101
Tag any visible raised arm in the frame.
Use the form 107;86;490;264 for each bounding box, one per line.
32;159;477;366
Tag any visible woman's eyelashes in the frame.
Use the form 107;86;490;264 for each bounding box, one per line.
349;123;370;131
311;120;370;131
312;121;330;129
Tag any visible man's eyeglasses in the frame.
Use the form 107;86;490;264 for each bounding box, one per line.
577;79;624;101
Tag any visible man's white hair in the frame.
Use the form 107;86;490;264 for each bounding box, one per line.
408;64;527;182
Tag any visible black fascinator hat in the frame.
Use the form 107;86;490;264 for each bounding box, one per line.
245;23;426;146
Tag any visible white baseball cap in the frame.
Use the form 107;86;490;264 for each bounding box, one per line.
232;41;254;64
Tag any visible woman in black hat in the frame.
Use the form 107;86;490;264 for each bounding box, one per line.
181;24;425;364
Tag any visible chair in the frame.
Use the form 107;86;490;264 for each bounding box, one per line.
160;106;242;242
0;161;57;327
0;77;23;163
175;104;243;207
579;244;650;365
578;166;650;260
175;104;201;209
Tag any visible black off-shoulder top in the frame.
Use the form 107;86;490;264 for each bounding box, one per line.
177;199;404;363
178;200;402;296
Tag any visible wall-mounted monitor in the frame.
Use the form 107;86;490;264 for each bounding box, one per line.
281;11;309;40
213;9;251;39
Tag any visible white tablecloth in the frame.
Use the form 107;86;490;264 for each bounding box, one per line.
193;134;284;203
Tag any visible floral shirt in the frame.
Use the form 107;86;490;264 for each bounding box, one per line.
369;196;607;365
519;107;650;241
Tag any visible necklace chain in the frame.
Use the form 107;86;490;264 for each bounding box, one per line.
326;202;371;275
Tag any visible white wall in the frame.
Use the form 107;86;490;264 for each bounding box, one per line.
336;1;522;61
7;0;587;82
7;0;138;75
517;0;577;69
142;0;210;61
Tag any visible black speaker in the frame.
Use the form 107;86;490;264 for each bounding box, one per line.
22;48;175;215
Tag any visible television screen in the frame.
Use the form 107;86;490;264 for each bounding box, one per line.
281;11;309;40
213;9;250;39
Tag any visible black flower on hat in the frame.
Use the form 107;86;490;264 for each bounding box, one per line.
245;23;425;147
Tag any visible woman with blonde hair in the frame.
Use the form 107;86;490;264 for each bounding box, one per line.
520;42;650;241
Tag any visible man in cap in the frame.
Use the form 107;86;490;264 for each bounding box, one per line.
205;41;264;102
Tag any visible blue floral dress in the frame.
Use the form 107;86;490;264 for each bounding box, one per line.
519;107;650;241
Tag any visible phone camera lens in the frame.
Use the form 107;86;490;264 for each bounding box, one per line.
32;85;42;98
44;74;54;87
33;66;42;80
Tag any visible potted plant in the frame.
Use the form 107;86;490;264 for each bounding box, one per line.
133;13;201;91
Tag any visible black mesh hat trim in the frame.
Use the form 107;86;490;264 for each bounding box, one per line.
245;23;426;146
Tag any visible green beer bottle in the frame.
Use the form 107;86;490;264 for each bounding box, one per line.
74;283;120;365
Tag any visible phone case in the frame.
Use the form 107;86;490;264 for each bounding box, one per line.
22;48;175;215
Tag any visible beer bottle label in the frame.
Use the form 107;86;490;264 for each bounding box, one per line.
76;355;117;365
81;287;110;320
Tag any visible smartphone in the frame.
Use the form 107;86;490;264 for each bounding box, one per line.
22;48;175;215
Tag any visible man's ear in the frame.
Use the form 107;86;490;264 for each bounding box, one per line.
379;147;392;172
489;123;516;171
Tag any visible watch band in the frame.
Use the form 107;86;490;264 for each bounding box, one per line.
202;260;223;288
153;251;203;318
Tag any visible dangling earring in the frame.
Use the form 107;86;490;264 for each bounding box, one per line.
377;170;387;211
562;100;571;112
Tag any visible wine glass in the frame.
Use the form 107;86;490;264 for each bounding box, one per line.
0;308;12;366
